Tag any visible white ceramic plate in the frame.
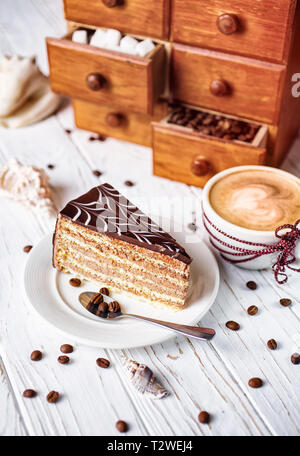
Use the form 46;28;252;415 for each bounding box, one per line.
23;226;219;348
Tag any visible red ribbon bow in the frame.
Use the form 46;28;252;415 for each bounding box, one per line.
203;212;300;284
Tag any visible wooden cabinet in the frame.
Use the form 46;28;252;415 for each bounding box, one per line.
171;44;286;124
47;32;166;115
47;1;300;187
171;0;296;64
63;0;170;40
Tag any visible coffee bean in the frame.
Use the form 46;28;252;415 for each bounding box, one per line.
280;298;292;307
198;411;210;424
247;305;258;316
267;339;277;350
93;169;102;177
116;420;128;432
30;350;42;361
58;355;70;364
69;278;81;287
89;136;97;141
23;389;37;398
226;321;240;331
124;180;134;187
60;344;73;354
65;129;72;134
96;134;106;141
96;358;110;368
291;353;300;365
47;391;59;403
188;223;197;232
99;287;110;296
248;377;263;388
23;245;33;253
47;164;55;169
96;301;108;317
246;281;257;290
109;300;120;313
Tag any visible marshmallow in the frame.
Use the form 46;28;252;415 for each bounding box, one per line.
90;29;107;48
136;38;155;58
120;35;139;55
72;30;88;44
105;29;122;48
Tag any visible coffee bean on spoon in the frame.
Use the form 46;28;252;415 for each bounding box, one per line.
108;300;120;313
226;321;240;331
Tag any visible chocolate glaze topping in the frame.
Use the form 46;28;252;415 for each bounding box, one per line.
60;183;192;264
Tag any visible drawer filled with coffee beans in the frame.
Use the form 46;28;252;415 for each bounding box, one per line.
152;104;268;188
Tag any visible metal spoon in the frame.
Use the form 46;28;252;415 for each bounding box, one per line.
79;291;215;341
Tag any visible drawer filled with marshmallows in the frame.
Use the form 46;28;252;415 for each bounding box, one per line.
47;0;300;187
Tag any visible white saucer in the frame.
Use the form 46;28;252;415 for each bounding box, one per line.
23;227;219;348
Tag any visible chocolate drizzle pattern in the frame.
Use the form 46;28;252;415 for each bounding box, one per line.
60;183;192;264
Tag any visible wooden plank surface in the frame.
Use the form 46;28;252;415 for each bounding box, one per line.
0;0;300;436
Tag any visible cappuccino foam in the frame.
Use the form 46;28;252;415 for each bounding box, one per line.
209;169;300;231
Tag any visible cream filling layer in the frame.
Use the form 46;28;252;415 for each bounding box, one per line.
60;220;188;276
56;255;185;305
57;237;187;288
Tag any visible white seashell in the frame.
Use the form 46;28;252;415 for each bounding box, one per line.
121;355;169;399
0;55;60;127
0;158;56;217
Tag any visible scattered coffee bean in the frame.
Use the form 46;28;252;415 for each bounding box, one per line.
58;355;70;364
47;391;59;403
109;300;121;313
93;169;102;177
96;358;110;368
23;245;33;253
23;389;37;398
65;129;72;134
124;180;134;187
280;298;292;307
30;350;42;361
47;164;55;170
248;377;263;388
198;411;210;424
116;420;128;433
267;339;277;350
60;344;73;354
291;353;300;365
187;223;197;232
89;134;106;142
99;287;110;296
247;305;258;316
226;321;240;331
69;278;81;287
246;281;257;290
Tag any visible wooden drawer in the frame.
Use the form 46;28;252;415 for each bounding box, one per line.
171;0;296;64
152;108;267;187
63;0;170;40
73;99;168;147
46;32;166;115
171;44;285;124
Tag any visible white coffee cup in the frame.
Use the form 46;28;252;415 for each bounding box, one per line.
202;165;300;271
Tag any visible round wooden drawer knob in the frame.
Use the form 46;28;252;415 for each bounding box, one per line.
106;113;124;127
191;158;211;177
86;73;106;91
217;14;239;35
210;80;230;96
102;0;123;7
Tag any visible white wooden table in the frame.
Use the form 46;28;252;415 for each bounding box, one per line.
0;0;300;437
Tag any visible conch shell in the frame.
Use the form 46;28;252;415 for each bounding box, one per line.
121;356;169;399
0;55;60;128
0;158;56;216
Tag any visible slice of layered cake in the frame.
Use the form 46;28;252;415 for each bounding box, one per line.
53;183;192;310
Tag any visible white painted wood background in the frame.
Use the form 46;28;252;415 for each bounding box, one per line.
0;0;299;437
